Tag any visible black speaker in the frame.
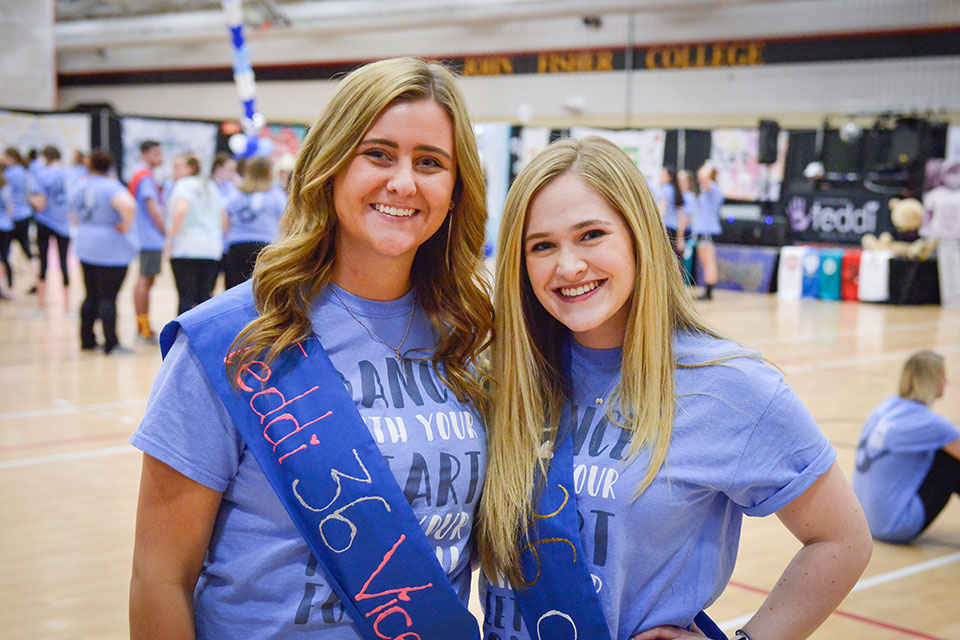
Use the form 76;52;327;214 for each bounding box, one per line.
758;119;780;164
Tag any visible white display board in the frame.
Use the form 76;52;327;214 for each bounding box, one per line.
120;116;218;184
0;110;91;157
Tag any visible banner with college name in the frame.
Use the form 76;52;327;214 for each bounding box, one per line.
59;27;960;87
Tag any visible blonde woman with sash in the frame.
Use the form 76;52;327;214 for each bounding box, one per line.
478;137;871;640
130;58;492;640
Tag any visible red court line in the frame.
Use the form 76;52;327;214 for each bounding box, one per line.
0;431;132;454
727;580;949;640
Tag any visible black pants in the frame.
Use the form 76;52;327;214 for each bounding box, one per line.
80;263;128;352
37;221;70;286
224;241;268;290
11;217;33;260
170;257;220;315
916;449;960;534
0;230;12;288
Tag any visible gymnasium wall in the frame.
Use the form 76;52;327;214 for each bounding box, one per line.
0;0;56;110
54;0;960;127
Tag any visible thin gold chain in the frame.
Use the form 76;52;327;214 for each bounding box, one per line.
330;285;416;363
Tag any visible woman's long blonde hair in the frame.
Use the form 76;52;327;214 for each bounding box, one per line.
225;57;493;409
899;350;945;406
479;136;718;584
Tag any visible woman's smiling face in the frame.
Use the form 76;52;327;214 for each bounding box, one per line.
332;99;457;266
523;173;636;349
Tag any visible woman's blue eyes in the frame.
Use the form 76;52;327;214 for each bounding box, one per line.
528;229;606;252
361;149;444;169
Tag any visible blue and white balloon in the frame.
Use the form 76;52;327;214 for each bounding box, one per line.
222;0;269;158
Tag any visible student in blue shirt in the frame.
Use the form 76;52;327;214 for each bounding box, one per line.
479;136;871;640
28;146;73;310
853;351;960;543
0;171;12;299
3;148;37;283
656;166;688;260
71;150;137;355
224;156;285;289
694;163;724;301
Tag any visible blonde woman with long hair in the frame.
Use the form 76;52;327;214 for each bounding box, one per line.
853;350;959;544
478;136;871;640
129;58;492;640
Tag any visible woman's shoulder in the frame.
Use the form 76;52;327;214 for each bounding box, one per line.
674;330;781;394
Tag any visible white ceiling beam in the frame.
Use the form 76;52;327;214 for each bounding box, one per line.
55;0;767;52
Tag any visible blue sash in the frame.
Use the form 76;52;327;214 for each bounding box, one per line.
515;425;727;640
160;283;480;640
511;426;614;640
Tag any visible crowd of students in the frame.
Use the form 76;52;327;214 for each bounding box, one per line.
0;141;288;354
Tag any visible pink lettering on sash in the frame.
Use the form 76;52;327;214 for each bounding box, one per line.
355;534;433;639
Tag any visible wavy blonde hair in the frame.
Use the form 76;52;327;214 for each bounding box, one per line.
225;57;493;409
479;136;721;584
899;350;945;406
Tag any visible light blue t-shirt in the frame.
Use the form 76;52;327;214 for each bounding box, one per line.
681;191;698;229
226;188;285;246
133;167;165;250
130;284;486;639
71;175;137;267
694;183;723;236
658;183;679;230
482;331;835;640
0;184;12;232
32;164;72;236
166;176;223;260
3;164;35;222
852;395;960;543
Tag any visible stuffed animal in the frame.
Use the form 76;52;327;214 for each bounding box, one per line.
861;198;935;260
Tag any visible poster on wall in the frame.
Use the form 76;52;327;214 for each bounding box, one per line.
710;128;788;202
120;116;218;184
570;127;666;189
261;123;307;164
474;123;511;255
0;110;90;158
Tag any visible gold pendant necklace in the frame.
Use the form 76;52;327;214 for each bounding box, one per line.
330;285;415;366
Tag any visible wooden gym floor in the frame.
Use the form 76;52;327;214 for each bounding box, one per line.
0;252;957;639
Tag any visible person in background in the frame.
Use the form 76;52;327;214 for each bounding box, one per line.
130;140;166;344
27;148;43;178
274;153;296;195
211;152;239;293
657;166;688;260
0;171;13;299
677;169;699;285
853;351;959;543
28;146;72;310
72;150;137;355
921;158;960;308
165;153;226;314
211;152;239;201
694;163;723;301
479;136;871;640
2;148;35;292
223;156;284;289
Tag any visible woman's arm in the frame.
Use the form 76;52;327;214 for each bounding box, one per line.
738;462;872;639
111;190;137;233
634;463;872;640
166;198;190;248
943;437;960;460
129;454;223;640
